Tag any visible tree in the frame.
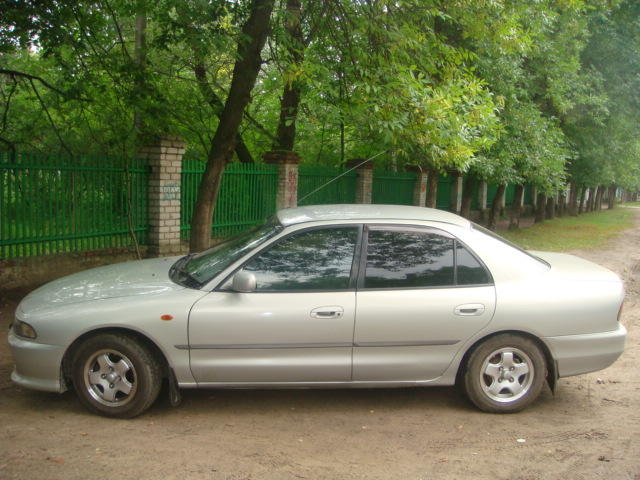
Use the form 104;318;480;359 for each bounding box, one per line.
189;0;275;252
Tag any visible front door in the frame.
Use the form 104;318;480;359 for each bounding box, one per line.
188;226;359;384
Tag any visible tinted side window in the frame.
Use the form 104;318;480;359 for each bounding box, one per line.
456;243;490;285
242;227;358;291
365;230;455;288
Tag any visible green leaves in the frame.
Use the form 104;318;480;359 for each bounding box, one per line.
0;0;639;195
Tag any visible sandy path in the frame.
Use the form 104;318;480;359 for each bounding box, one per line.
1;209;639;480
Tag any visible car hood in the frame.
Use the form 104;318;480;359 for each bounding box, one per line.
530;251;620;283
19;256;185;313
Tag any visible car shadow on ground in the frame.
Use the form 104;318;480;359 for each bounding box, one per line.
25;383;565;417
6;384;474;417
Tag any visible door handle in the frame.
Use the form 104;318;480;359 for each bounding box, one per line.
310;306;344;319
454;303;485;316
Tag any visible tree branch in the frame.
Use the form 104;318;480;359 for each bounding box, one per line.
0;69;80;99
0;135;16;152
1;78;18;134
193;54;255;163
28;78;74;156
101;0;132;60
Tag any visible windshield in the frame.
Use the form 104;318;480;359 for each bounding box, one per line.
172;218;283;287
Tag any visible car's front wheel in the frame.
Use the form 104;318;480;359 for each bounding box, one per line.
463;334;546;413
71;333;162;418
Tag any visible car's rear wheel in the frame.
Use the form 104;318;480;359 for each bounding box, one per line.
463;334;546;413
71;333;162;418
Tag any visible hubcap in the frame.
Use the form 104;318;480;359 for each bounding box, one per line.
480;347;534;403
84;349;137;407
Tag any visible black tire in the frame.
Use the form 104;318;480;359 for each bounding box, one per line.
463;334;546;413
71;333;162;418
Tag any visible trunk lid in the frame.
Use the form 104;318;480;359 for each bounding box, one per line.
530;251;620;283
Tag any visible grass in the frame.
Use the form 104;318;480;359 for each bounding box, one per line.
499;207;636;251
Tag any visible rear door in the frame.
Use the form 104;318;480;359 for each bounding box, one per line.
353;225;496;381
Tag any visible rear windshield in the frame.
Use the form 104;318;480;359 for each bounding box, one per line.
471;223;550;268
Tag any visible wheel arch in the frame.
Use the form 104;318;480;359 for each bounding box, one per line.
61;327;171;388
455;329;558;392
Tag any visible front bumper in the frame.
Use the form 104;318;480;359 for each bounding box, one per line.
544;323;627;378
8;328;66;392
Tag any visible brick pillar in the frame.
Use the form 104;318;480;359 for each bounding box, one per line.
347;159;373;204
450;173;463;214
138;135;185;256
405;166;427;207
264;150;301;210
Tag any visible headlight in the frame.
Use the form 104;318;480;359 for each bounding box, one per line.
13;319;37;339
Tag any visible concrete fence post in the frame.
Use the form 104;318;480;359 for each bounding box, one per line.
347;159;373;204
405;166;427;207
478;181;487;211
264;150;301;210
138;135;185;256
450;173;463;214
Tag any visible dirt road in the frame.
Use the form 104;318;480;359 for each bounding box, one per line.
1;210;639;480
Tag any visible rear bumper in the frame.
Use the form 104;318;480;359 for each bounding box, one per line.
544;323;627;378
8;329;66;393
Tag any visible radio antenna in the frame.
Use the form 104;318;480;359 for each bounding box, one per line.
298;150;388;204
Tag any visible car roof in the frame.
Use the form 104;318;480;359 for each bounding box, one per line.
276;204;471;228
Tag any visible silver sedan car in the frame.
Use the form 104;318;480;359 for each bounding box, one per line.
9;205;626;418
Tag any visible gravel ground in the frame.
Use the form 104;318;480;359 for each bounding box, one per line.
1;209;639;480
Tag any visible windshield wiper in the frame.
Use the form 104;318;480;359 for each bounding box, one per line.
170;254;201;289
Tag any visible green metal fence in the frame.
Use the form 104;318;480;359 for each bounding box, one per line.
505;184;515;206
436;174;453;210
469;179;479;211
298;165;357;206
0;152;149;258
524;185;534;205
372;170;416;205
1;149;543;260
486;184;498;207
181;161;279;240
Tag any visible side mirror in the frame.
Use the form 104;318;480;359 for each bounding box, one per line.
231;270;257;293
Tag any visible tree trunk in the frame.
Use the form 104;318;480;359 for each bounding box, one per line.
274;0;305;151
589;186;597;211
608;185;617;209
535;193;546;223
545;195;556;220
568;183;578;216
586;187;595;212
134;11;147;137
426;170;438;208
460;175;477;219
584;188;591;212
578;187;586;214
190;0;275;252
487;184;506;231
193;54;254;164
594;186;604;211
557;191;566;217
508;184;524;230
